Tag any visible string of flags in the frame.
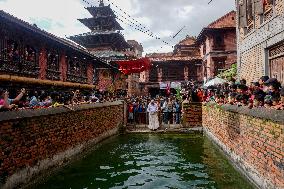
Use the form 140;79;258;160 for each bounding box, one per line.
82;0;172;46
82;0;174;54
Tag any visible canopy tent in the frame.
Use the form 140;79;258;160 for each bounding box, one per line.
115;58;151;75
204;77;227;87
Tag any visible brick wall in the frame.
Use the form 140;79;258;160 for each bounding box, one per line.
202;104;284;189
239;44;264;82
0;102;124;189
182;103;202;128
237;0;284;83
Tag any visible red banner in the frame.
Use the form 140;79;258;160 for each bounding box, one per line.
115;58;151;75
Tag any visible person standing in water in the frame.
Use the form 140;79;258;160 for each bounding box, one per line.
147;100;159;131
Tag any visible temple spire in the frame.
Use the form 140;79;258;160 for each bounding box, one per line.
99;0;104;7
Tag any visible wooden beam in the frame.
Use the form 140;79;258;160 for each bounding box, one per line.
0;74;96;89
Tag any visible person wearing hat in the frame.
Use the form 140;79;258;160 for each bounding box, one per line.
147;99;159;131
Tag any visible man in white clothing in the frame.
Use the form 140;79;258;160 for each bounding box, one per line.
147;100;159;131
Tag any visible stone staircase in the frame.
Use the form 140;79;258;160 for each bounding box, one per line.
126;124;202;133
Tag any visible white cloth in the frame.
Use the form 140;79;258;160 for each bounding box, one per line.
147;103;158;113
147;103;159;130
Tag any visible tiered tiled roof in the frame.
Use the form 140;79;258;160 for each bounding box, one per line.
177;36;197;46
146;35;201;62
69;1;130;58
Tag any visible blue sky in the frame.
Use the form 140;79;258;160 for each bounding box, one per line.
0;0;235;54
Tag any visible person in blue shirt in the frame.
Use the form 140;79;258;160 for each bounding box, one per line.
174;99;181;124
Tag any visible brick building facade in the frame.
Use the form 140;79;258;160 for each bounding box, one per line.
0;10;123;92
140;11;237;93
197;11;237;80
140;37;202;96
237;0;284;84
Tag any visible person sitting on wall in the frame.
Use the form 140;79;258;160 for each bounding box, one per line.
71;90;80;105
0;89;12;110
39;94;53;107
29;90;40;108
0;88;26;110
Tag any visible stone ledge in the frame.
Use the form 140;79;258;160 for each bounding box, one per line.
0;101;124;122
205;103;284;124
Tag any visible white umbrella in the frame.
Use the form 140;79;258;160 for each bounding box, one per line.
204;77;227;87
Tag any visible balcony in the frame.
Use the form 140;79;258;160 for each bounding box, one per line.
46;69;61;81
66;73;88;84
212;45;225;51
0;59;39;77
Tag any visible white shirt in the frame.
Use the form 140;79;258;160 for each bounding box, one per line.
147;103;158;113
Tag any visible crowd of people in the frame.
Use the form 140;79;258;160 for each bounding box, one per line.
0;88;124;111
182;76;284;110
126;75;284;127
126;96;182;125
1;76;283;117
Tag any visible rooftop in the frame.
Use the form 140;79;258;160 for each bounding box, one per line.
176;36;197;46
196;11;236;43
207;10;236;29
146;52;200;62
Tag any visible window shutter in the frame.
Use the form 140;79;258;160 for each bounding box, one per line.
254;0;264;15
239;1;247;28
247;0;253;19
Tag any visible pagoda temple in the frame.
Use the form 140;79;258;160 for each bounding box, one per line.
69;0;130;60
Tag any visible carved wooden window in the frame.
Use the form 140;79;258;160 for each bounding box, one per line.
263;0;274;22
239;0;248;28
149;66;158;82
7;40;21;62
93;68;99;84
0;38;19;72
0;36;39;77
203;43;206;55
238;0;277;33
24;45;36;62
239;0;254;34
268;42;284;85
213;58;226;76
47;51;59;71
46;50;60;80
67;57;88;83
21;45;38;75
213;35;225;50
162;66;184;81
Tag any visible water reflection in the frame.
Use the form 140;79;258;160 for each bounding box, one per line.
29;134;254;189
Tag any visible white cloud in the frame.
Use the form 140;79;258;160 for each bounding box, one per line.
177;5;194;18
0;0;90;37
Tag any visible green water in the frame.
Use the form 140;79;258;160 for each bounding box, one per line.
30;134;254;189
